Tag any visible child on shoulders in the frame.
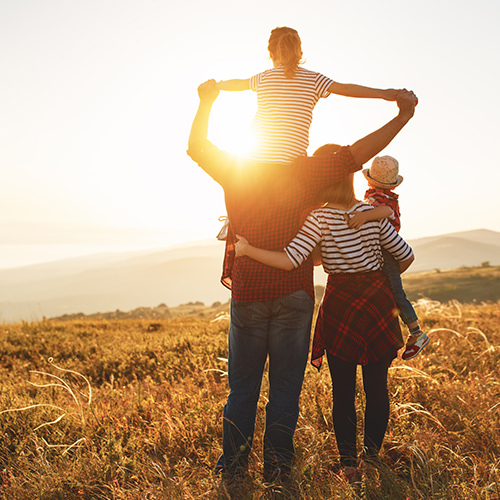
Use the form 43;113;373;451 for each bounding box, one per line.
216;26;402;164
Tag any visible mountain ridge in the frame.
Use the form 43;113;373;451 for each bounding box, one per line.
0;229;498;323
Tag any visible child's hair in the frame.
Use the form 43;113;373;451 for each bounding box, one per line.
268;27;304;78
313;144;357;208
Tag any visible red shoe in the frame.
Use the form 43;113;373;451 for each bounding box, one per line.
402;330;430;360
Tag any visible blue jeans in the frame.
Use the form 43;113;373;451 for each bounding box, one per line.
216;290;314;477
382;248;418;326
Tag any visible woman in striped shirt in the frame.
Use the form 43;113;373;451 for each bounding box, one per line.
233;146;415;481
216;26;402;163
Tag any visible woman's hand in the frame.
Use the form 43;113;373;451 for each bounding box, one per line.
234;234;249;258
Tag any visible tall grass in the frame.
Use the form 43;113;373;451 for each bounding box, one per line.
0;301;499;499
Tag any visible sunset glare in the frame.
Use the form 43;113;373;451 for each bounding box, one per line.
209;92;257;157
0;0;499;268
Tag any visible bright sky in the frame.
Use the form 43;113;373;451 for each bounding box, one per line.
1;0;499;268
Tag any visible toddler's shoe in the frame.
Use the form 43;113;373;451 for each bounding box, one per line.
402;330;430;360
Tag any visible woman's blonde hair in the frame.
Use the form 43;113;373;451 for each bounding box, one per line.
268;27;304;78
321;174;356;208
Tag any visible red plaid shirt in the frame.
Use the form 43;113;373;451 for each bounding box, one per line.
312;271;403;368
188;140;359;302
364;187;401;232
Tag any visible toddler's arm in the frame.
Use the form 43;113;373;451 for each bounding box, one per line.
235;235;294;271
216;79;251;91
348;205;393;229
328;82;400;101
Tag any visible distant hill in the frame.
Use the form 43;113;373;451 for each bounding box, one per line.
0;229;498;323
402;265;500;304
408;229;500;247
0;241;229;322
407;229;500;273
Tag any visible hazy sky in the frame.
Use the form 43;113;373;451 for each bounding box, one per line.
1;0;499;267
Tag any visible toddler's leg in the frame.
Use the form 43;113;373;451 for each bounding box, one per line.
381;249;430;360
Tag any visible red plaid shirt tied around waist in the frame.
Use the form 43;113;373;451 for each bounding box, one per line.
187;140;359;303
312;271;404;369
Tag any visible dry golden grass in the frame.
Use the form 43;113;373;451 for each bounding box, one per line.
0;300;499;499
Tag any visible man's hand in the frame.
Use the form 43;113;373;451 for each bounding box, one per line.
396;89;418;120
197;79;220;103
349;88;418;168
188;80;219;150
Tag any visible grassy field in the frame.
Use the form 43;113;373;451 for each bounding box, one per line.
0;299;499;499
402;266;500;304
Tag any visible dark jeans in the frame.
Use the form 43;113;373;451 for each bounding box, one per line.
326;352;393;468
382;248;418;326
216;290;314;478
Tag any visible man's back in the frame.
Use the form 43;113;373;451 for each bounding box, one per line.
187;139;358;302
222;160;315;301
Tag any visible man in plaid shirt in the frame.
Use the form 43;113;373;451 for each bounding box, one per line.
187;80;417;486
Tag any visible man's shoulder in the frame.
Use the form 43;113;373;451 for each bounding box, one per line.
187;139;234;163
187;140;243;185
187;138;215;156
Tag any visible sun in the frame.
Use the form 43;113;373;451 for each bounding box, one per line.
209;91;257;157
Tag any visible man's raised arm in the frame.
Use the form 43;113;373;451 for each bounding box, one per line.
349;90;418;167
187;80;236;187
187;79;220;151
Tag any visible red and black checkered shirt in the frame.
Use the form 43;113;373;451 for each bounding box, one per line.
364;187;401;232
187;140;359;303
312;271;404;369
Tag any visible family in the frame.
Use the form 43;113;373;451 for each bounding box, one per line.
187;27;429;493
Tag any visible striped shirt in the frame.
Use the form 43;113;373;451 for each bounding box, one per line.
249;66;334;163
285;202;413;273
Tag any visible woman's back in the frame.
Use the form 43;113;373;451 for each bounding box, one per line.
285;202;413;273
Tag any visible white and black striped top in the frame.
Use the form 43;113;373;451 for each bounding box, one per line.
249;66;334;163
285;202;414;273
